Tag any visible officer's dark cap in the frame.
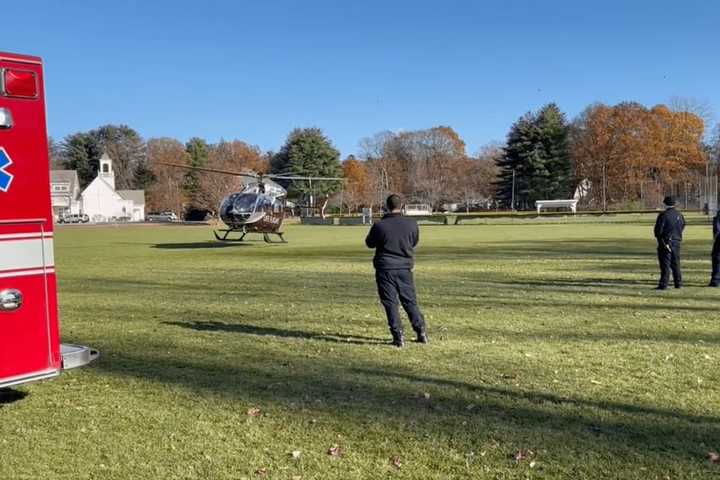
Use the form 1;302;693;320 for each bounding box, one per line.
663;196;676;207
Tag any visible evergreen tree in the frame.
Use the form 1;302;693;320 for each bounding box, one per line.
271;128;342;200
183;137;209;205
494;113;536;209
495;104;572;209
179;138;211;220
533;103;572;200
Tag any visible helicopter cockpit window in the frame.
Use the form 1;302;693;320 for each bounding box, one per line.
230;194;258;214
258;196;274;210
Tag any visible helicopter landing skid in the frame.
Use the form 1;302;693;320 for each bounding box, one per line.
262;232;287;244
213;229;287;243
213;229;246;241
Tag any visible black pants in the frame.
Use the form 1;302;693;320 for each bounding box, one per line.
711;237;720;284
375;269;426;337
657;240;682;288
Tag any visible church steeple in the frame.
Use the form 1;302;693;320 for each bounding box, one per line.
99;152;115;190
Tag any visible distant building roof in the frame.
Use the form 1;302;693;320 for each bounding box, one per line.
117;190;145;204
50;170;78;184
50;170;80;198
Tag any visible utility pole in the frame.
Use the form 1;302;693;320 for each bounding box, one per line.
309;178;313;215
602;162;607;213
511;169;516;211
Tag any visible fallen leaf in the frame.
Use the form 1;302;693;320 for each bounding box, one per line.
390;456;402;469
513;449;535;463
328;445;344;457
291;450;302;460
709;451;720;464
247;407;262;417
255;467;268;476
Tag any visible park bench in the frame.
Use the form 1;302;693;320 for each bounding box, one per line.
535;199;578;214
404;203;432;216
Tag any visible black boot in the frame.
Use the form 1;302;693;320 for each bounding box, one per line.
416;331;429;344
390;331;404;348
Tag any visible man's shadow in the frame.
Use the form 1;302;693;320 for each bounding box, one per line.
164;320;386;346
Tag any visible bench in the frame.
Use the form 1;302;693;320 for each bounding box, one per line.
535;199;578;214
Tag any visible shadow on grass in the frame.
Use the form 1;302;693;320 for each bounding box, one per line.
91;346;720;469
352;368;718;426
461;324;720;345
0;389;28;406
152;242;253;250
164;320;386;345
423;238;712;260
66;269;720;316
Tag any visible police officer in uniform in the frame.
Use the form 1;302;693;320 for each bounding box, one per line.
709;209;720;287
654;196;685;290
365;194;428;347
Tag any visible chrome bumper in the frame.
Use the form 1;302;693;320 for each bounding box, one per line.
61;344;99;370
0;370;59;389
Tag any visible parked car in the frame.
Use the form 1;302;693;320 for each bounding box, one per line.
146;211;179;222
58;214;89;224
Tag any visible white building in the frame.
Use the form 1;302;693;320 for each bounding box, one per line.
80;153;145;222
50;170;82;217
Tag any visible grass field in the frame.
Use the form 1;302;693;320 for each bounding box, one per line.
1;220;719;479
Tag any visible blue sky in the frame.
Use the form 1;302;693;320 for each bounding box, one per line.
3;0;718;157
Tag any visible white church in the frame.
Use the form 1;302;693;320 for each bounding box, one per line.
51;153;145;222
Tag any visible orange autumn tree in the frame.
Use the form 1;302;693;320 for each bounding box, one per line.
197;140;268;213
572;102;707;209
146;137;190;216
646;105;706;182
342;156;369;213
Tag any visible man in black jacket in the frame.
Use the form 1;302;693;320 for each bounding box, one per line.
365;194;428;347
709;209;720;287
654;196;685;290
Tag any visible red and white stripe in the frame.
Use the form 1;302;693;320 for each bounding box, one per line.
0;232;54;278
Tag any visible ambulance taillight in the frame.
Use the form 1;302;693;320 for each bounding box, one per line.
1;68;38;98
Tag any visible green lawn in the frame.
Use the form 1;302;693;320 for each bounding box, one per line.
1;221;719;479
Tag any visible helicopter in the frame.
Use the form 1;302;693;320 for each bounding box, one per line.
160;162;342;243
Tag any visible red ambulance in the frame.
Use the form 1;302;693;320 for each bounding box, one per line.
0;51;97;389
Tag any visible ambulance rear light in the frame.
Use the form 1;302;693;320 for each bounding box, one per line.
0;68;38;99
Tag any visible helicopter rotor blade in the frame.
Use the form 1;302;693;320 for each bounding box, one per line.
266;175;344;181
158;162;261;179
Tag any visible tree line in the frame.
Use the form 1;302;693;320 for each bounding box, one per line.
50;99;719;217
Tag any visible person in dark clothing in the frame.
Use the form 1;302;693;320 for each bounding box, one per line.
709;210;720;287
365;194;428;347
654;196;685;290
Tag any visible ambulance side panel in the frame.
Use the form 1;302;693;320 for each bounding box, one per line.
0;53;61;387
